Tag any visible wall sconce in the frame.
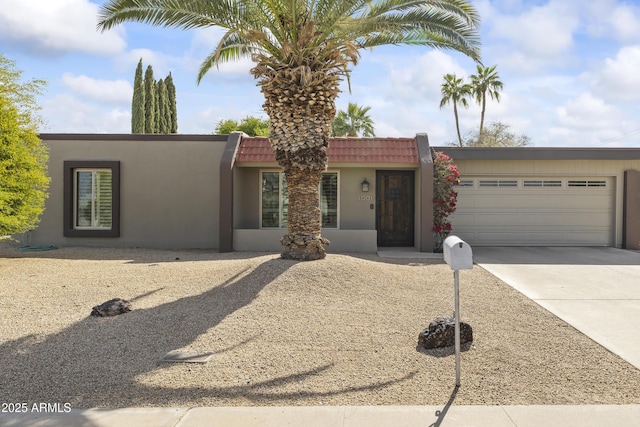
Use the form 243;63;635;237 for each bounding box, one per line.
361;178;370;192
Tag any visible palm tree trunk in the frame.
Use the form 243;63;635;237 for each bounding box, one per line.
281;167;329;260
454;102;463;147
479;92;487;141
254;64;340;260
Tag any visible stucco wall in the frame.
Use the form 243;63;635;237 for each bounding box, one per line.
233;168;260;229
624;170;640;250
232;166;379;232
230;165;408;252
29;135;638;252
28;134;228;248
337;168;376;230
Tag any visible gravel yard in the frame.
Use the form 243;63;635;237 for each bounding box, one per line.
1;243;639;409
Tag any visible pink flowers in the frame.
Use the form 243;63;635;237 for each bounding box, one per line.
432;151;460;252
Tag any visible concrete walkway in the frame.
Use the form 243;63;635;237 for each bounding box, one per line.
473;246;640;370
2;405;640;427
3;246;639;427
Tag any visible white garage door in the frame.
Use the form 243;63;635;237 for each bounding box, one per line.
451;177;614;246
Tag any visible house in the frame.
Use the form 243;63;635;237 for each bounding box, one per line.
25;133;640;252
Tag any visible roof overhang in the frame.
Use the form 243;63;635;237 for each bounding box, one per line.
236;136;419;165
435;146;640;160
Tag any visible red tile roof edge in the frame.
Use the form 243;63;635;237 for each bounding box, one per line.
236;136;419;164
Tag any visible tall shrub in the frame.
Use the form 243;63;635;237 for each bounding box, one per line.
131;59;145;133
0;55;50;236
432;150;460;252
165;72;177;133
143;65;155;133
155;78;169;133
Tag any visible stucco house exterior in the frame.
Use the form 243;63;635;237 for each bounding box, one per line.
24;133;640;252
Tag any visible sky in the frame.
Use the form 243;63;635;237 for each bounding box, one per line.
1;0;640;147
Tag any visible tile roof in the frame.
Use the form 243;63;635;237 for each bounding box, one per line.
236;137;418;164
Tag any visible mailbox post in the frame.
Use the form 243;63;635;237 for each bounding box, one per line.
442;236;473;387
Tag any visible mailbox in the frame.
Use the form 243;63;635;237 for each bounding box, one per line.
442;235;473;387
443;236;473;270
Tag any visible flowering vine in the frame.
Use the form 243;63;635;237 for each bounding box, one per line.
432;150;460;252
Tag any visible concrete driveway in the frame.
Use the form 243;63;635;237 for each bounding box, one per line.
473;247;640;370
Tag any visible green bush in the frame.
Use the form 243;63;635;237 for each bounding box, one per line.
0;55;49;236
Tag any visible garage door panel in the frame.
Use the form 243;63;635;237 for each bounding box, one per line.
459;194;610;210
455;212;611;227
454;228;611;246
455;224;611;234
451;177;613;246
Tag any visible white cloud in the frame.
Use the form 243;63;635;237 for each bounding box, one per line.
62;73;132;104
386;50;468;102
608;4;640;41
484;0;580;72
0;0;126;56
579;0;640;43
41;94;129;133
592;45;640;102
114;49;177;76
555;93;620;131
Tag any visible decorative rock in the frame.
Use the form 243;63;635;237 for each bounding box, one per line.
281;234;330;261
418;316;473;349
91;298;132;317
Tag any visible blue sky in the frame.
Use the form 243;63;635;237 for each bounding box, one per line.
1;0;640;147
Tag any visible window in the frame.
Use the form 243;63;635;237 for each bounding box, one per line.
261;171;338;228
261;171;288;228
479;179;518;187
64;161;120;237
458;179;474;187
320;173;338;228
75;170;112;229
568;180;607;187
523;180;562;187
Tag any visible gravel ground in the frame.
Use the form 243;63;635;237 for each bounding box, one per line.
1;243;640;409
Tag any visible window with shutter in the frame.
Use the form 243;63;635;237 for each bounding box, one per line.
64;161;120;238
74;169;112;229
320;173;338;228
261;171;338;228
95;171;112;228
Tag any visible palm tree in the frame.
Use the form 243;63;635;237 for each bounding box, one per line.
332;102;375;137
439;73;470;147
469;64;503;141
98;0;481;261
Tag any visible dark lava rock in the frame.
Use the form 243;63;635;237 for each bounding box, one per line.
418;316;473;349
91;298;132;317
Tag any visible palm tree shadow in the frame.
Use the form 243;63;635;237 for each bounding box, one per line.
0;257;290;408
135;365;418;404
0;256;418;409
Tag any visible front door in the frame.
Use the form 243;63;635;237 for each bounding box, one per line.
376;171;415;247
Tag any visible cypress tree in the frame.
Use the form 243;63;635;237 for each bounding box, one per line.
162;80;171;133
154;79;161;133
143;65;155;133
155;78;169;133
131;59;145;133
165;72;178;133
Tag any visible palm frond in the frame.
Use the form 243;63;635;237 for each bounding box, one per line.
197;31;259;83
98;0;242;31
99;0;482;83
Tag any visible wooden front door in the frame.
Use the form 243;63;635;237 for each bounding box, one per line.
376;171;415;247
